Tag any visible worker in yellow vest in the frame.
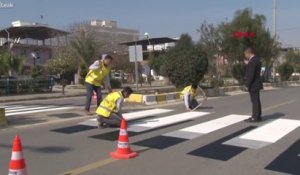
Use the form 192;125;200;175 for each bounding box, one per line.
181;83;199;111
85;54;113;114
96;87;133;128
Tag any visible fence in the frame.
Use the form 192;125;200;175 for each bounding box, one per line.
0;77;54;95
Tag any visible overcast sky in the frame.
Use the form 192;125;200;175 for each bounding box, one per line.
1;0;300;47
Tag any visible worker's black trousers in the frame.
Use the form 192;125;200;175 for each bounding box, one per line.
98;113;122;127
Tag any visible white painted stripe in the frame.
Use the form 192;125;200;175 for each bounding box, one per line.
118;141;129;148
181;114;249;134
78;109;173;126
119;129;127;136
239;119;300;143
6;106;57;113
11;152;24;160
8;169;27;175
3;105;37;110
123;109;173;121
6;107;74;116
128;112;210;132
164;114;249;139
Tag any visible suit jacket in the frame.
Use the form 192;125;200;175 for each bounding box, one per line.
244;56;263;92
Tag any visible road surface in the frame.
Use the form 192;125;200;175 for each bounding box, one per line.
0;87;299;175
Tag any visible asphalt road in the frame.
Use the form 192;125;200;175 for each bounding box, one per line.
0;87;299;175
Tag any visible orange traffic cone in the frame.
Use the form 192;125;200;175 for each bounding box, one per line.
110;119;138;159
8;135;27;175
92;91;97;103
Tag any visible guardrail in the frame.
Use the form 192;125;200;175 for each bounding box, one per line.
0;77;54;95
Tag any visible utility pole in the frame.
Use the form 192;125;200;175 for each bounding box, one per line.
272;0;277;38
272;0;277;81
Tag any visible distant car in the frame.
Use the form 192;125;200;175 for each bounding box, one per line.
113;72;122;80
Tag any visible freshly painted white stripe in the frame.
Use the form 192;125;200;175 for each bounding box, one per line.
6;107;74;116
123;109;173;121
239;119;300;143
164;114;249;139
128;112;210;132
78;109;173;126
6;106;57;113
182;114;249;134
11;152;24;160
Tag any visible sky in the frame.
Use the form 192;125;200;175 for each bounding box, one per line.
1;0;300;47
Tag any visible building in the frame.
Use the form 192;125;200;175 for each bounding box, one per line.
75;20;140;53
0;20;69;66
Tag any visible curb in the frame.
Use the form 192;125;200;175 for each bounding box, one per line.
126;81;300;106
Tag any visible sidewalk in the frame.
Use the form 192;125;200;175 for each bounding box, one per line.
0;84;175;103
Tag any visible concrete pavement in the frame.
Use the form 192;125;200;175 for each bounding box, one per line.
0;87;299;175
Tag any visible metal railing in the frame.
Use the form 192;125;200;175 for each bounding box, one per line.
0;77;54;95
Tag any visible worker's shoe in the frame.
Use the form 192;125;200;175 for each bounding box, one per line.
97;118;109;129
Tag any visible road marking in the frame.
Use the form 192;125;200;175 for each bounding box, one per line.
2;105;38;110
223;119;300;149
6;107;74;116
128;111;210;132
6;106;57;113
61;158;117;175
79;108;173;126
164;114;250;139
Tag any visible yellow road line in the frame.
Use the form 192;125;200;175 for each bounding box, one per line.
61;100;296;174
247;100;296;115
262;100;296;112
60;158;117;175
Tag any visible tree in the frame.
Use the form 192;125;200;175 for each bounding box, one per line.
285;50;300;73
198;8;280;81
231;63;247;84
162;34;208;88
46;48;76;94
149;53;167;75
198;22;223;76
0;51;25;76
69;27;104;84
277;62;294;81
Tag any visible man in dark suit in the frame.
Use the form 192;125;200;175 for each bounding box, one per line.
244;48;263;122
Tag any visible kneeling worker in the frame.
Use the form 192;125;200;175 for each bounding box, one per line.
181;83;200;111
96;87;134;128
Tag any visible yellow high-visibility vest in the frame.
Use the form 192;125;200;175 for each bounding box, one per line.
85;61;110;87
96;91;123;118
180;85;198;99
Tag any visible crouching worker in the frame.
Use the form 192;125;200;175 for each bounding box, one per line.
181;83;200;111
96;87;134;128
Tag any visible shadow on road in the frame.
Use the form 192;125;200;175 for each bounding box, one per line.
262;112;285;121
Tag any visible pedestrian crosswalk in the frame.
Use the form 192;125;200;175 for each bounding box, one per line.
2;105;74;116
52;108;300;175
224;118;300;149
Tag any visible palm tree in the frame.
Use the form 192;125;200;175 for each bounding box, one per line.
0;51;25;76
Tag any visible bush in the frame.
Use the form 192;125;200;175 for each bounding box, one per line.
163;34;208;88
30;65;44;78
277;62;294;81
110;78;122;89
232;63;246;85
